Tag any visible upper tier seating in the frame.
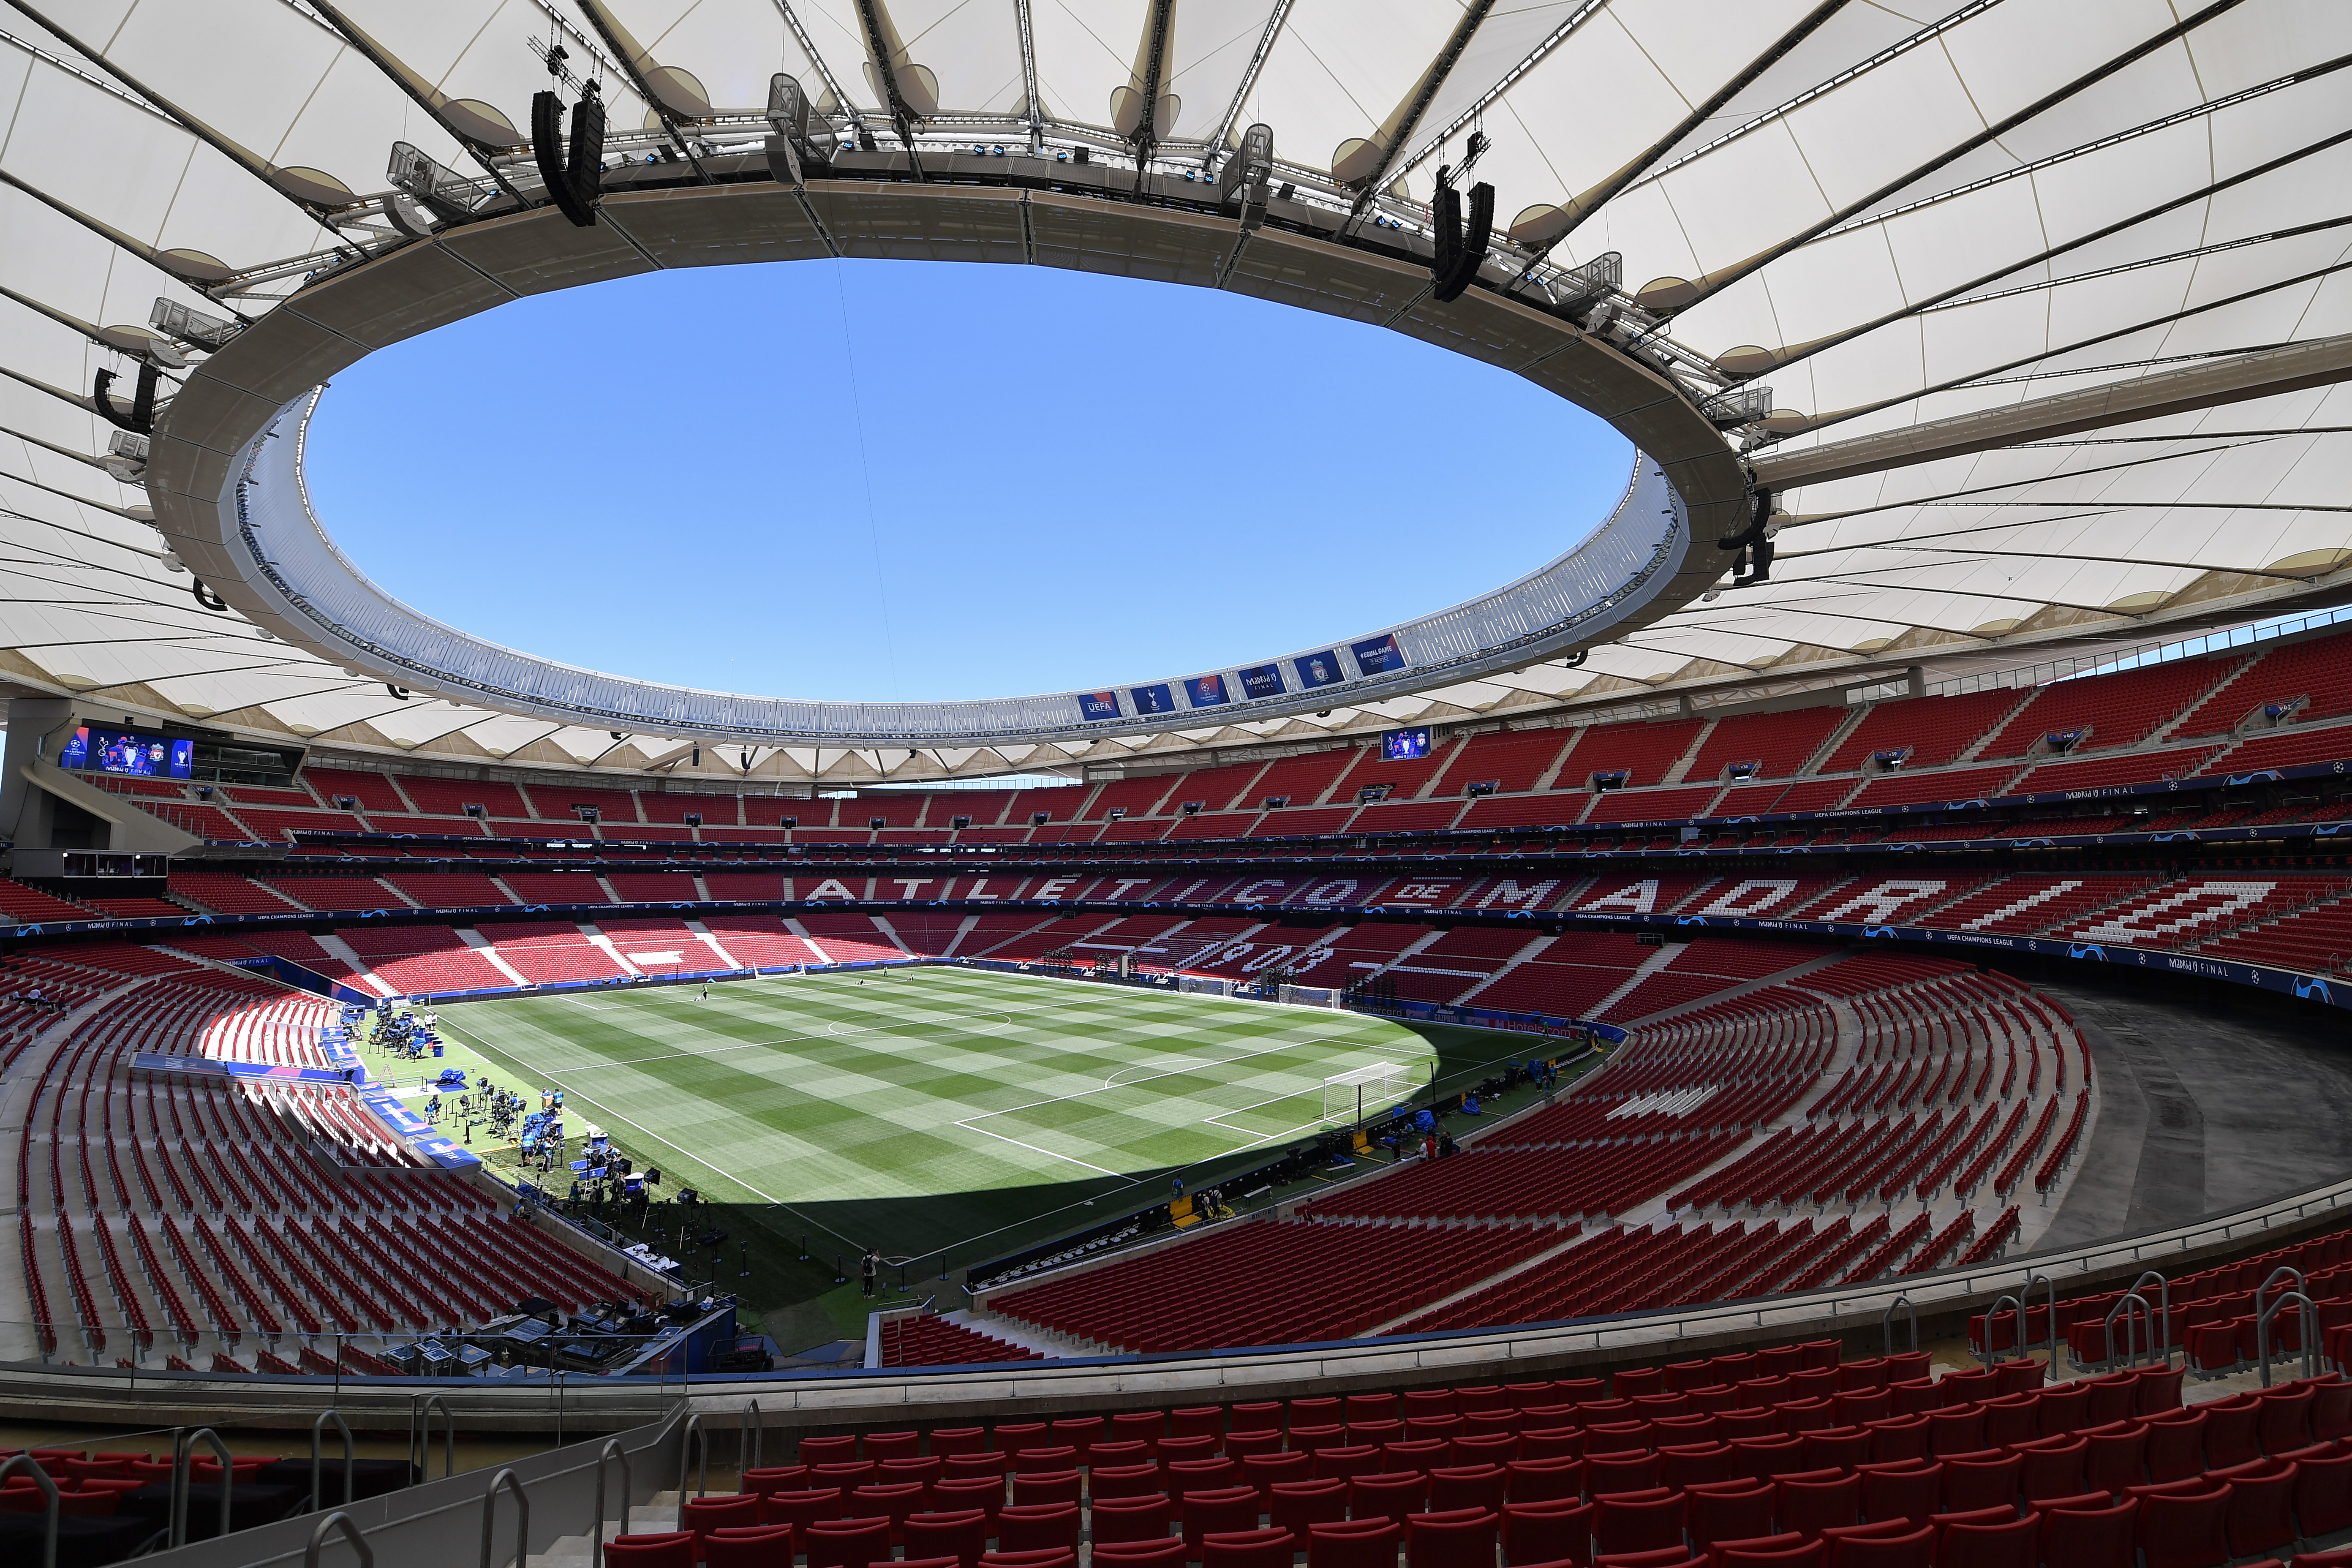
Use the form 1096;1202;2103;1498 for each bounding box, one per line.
1430;730;1573;796
1980;657;2241;758
1819;688;2025;773
2009;744;2223;794
1080;776;1181;822
608;872;700;901
231;807;368;842
393;776;529;818
166;874;303;916
384;872;516;907
2175;623;2352;735
53;629;2326;873
1843;763;2025;811
1682;707;1848;784
1246;749;1366;808
2211;721;2352;775
501;871;616;905
300;767;411;814
1350;738;1463;801
1585;784;1723;825
263;877;401;913
1571;719;1705;788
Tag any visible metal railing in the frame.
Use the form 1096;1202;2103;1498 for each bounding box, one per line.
2103;1292;2154;1371
1928;605;2352;700
1881;1295;1917;1356
2259;1290;2318;1386
479;1469;528;1568
306;1511;373;1568
170;1426;236;1547
411;1394;455;1480
591;1439;632;1568
0;1454;59;1568
312;1408;356;1513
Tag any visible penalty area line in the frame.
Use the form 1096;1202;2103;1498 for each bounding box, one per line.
953;1116;1128;1179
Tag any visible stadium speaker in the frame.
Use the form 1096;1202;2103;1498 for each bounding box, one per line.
1032;812;1051;826
683;812;702;827
463;803;485;818
779;815;797;829
869;817;886;830
952;815;972;830
531;82;606;228
93;363;162;433
335;796;358;810
196;786;214;801
1429;174;1495;303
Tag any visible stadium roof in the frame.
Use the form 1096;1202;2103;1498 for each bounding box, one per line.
3;0;2349;785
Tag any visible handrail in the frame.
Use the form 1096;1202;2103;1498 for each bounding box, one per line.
171;1426;237;1548
479;1467;529;1568
2256;1264;2306;1328
2257;1289;2318;1386
745;1397;762;1472
312;1407;356;1513
591;1437;632;1568
2126;1270;2171;1365
0;1453;60;1568
1978;1294;2023;1367
411;1392;455;1480
2104;1292;2152;1371
678;1411;709;1505
1881;1294;1916;1356
306;1511;374;1568
2023;1271;2058;1365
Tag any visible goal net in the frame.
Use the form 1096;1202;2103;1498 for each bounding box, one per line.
1179;975;1234;997
1321;1062;1418;1125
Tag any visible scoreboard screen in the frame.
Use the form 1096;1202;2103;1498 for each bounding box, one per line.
1382;727;1432;762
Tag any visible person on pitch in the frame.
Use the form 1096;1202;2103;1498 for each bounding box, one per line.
861;1246;881;1298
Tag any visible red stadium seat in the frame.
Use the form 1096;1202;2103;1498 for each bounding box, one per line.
604;1533;696;1568
703;1525;793;1568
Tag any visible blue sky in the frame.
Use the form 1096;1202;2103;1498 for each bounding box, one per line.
305;259;1633;703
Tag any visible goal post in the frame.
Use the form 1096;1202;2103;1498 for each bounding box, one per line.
1321;1062;1420;1127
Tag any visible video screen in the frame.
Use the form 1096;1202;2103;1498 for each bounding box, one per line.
59;726;193;779
1383;726;1432;762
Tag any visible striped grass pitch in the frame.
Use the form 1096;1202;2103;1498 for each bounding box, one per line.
437;966;1436;1260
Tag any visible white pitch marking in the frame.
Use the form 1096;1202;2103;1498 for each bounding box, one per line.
954;1118;1128;1177
1099;1033;1380;1090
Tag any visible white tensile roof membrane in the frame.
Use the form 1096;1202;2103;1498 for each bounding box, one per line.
2;0;2349;782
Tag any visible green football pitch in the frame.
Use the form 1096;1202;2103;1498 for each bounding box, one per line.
433;966;1470;1269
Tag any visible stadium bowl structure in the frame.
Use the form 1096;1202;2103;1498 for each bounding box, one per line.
151;187;1741;747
